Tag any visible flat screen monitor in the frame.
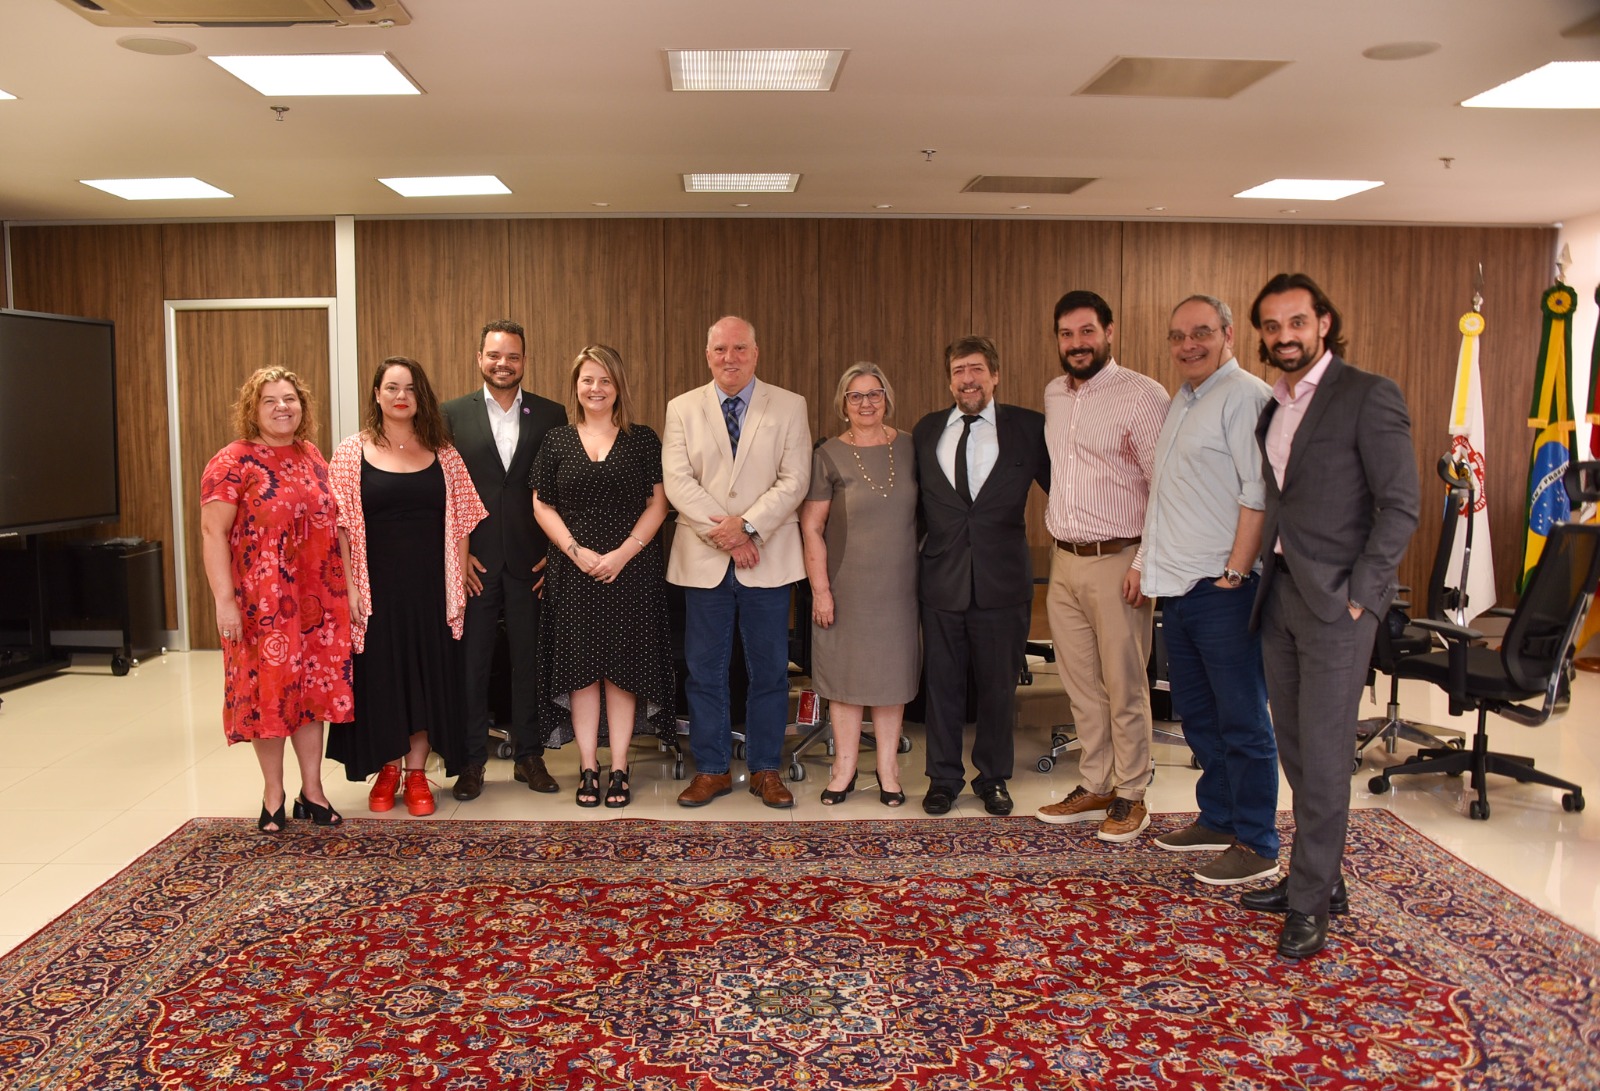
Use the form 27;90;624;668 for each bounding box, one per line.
0;309;120;536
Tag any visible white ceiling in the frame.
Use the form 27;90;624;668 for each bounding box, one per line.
2;0;1599;225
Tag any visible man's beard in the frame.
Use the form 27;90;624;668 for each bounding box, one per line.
1060;344;1110;380
1265;337;1320;374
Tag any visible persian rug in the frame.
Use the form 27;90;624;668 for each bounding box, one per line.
1;811;1596;1091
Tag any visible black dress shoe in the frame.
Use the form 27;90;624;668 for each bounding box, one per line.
979;784;1013;816
1239;877;1349;916
922;787;956;815
451;764;486;801
514;756;559;793
1277;910;1329;959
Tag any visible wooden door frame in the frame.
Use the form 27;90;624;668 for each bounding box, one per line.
163;297;338;652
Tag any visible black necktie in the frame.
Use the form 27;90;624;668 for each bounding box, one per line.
955;414;979;503
723;396;742;456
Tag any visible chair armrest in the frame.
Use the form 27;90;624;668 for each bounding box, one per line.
1410;618;1484;644
1483;607;1515;619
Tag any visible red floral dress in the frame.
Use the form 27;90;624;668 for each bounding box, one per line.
200;440;354;742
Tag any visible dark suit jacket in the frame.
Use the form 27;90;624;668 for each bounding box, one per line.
1253;356;1420;626
914;402;1050;612
442;388;567;577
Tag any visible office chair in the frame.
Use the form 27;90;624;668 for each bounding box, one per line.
1355;455;1473;769
1368;517;1599;819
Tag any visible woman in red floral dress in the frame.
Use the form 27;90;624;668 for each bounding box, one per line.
200;367;354;832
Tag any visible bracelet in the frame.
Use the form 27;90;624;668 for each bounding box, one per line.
628;535;647;549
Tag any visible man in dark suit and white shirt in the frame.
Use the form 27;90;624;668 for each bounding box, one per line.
1241;274;1419;959
913;335;1050;816
441;319;568;801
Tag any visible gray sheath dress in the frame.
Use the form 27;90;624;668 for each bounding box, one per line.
806;433;920;706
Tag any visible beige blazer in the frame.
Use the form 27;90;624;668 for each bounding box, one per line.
663;379;812;588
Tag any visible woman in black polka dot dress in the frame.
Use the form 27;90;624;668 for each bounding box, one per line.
531;345;676;808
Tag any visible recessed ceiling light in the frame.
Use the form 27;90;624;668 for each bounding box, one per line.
733;202;751;208
379;175;510;197
1012;204;1032;210
117;36;195;56
874;203;893;209
1362;41;1440;61
1146;205;1166;211
592;201;610;207
683;173;800;193
1234;178;1383;200
1462;61;1600;108
666;49;847;91
210;53;422;96
81;177;232;200
1280;208;1300;214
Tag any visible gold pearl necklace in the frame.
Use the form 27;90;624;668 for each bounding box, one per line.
846;428;894;496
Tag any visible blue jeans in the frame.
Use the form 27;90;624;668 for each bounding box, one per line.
682;564;792;774
1161;576;1279;857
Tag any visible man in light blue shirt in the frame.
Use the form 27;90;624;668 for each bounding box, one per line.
1140;294;1279;886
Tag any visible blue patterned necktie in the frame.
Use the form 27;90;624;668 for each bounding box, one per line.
722;395;742;456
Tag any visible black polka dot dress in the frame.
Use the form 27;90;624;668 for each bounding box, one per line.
530;424;676;748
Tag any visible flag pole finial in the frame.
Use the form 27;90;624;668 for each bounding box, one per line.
1556;243;1572;284
1472;262;1484;314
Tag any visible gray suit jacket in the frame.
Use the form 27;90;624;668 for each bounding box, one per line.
1252;356;1420;626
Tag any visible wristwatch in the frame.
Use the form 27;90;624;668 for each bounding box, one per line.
742;519;761;544
1222;567;1245;587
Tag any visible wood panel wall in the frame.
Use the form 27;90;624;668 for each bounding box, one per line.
8;216;1555;633
9;221;335;629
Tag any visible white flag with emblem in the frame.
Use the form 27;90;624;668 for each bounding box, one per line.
1448;310;1496;622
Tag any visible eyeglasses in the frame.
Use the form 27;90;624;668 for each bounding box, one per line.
1167;326;1218;345
844;389;887;405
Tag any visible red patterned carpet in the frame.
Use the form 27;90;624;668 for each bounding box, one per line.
1;810;1596;1090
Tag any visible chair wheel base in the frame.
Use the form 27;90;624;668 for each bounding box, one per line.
1563;792;1585;813
1368;776;1390;794
1469;799;1490;820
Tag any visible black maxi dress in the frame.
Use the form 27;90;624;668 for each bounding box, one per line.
328;457;467;779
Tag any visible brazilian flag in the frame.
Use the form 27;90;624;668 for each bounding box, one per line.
1521;283;1578;590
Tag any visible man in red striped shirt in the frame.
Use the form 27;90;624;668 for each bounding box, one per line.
1034;290;1170;842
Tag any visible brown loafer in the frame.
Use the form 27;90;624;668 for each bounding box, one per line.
451;764;486;801
678;772;733;807
749;769;794;809
514;756;559;793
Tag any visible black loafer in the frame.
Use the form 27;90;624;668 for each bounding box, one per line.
1240;877;1349;916
922;787;956;815
979;784;1013;816
1277;910;1329;959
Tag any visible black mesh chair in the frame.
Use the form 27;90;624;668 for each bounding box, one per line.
1368;519;1599;819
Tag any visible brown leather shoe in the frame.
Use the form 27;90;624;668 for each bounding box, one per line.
677;772;733;807
514;756;559;793
749;769;794;809
451;764;486;801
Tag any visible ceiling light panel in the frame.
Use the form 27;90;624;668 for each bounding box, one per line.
667;49;846;91
379;175;510;197
0;88;14;100
1461;61;1600;108
81;177;232;200
683;173;800;193
1234;178;1384;200
209;54;421;96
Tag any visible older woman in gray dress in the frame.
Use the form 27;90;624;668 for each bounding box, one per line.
800;363;919;806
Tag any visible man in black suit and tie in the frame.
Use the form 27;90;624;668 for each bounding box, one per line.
1241;274;1419;958
913;335;1050;816
441;319;569;801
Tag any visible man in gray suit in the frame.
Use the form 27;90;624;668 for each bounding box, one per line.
1242;274;1419;959
442;319;568;801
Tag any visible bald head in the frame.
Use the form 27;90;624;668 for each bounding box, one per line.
706;315;760;395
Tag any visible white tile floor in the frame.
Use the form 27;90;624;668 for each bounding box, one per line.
0;648;1596;955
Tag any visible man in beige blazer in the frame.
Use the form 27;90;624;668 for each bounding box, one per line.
663;315;812;809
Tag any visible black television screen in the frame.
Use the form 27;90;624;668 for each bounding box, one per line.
0;309;120;536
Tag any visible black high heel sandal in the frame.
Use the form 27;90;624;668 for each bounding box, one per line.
258;797;287;833
878;788;906;807
604;768;631;809
820;772;858;805
293;793;344;827
576;768;601;808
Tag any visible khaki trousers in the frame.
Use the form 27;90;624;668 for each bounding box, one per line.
1046;547;1154;799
